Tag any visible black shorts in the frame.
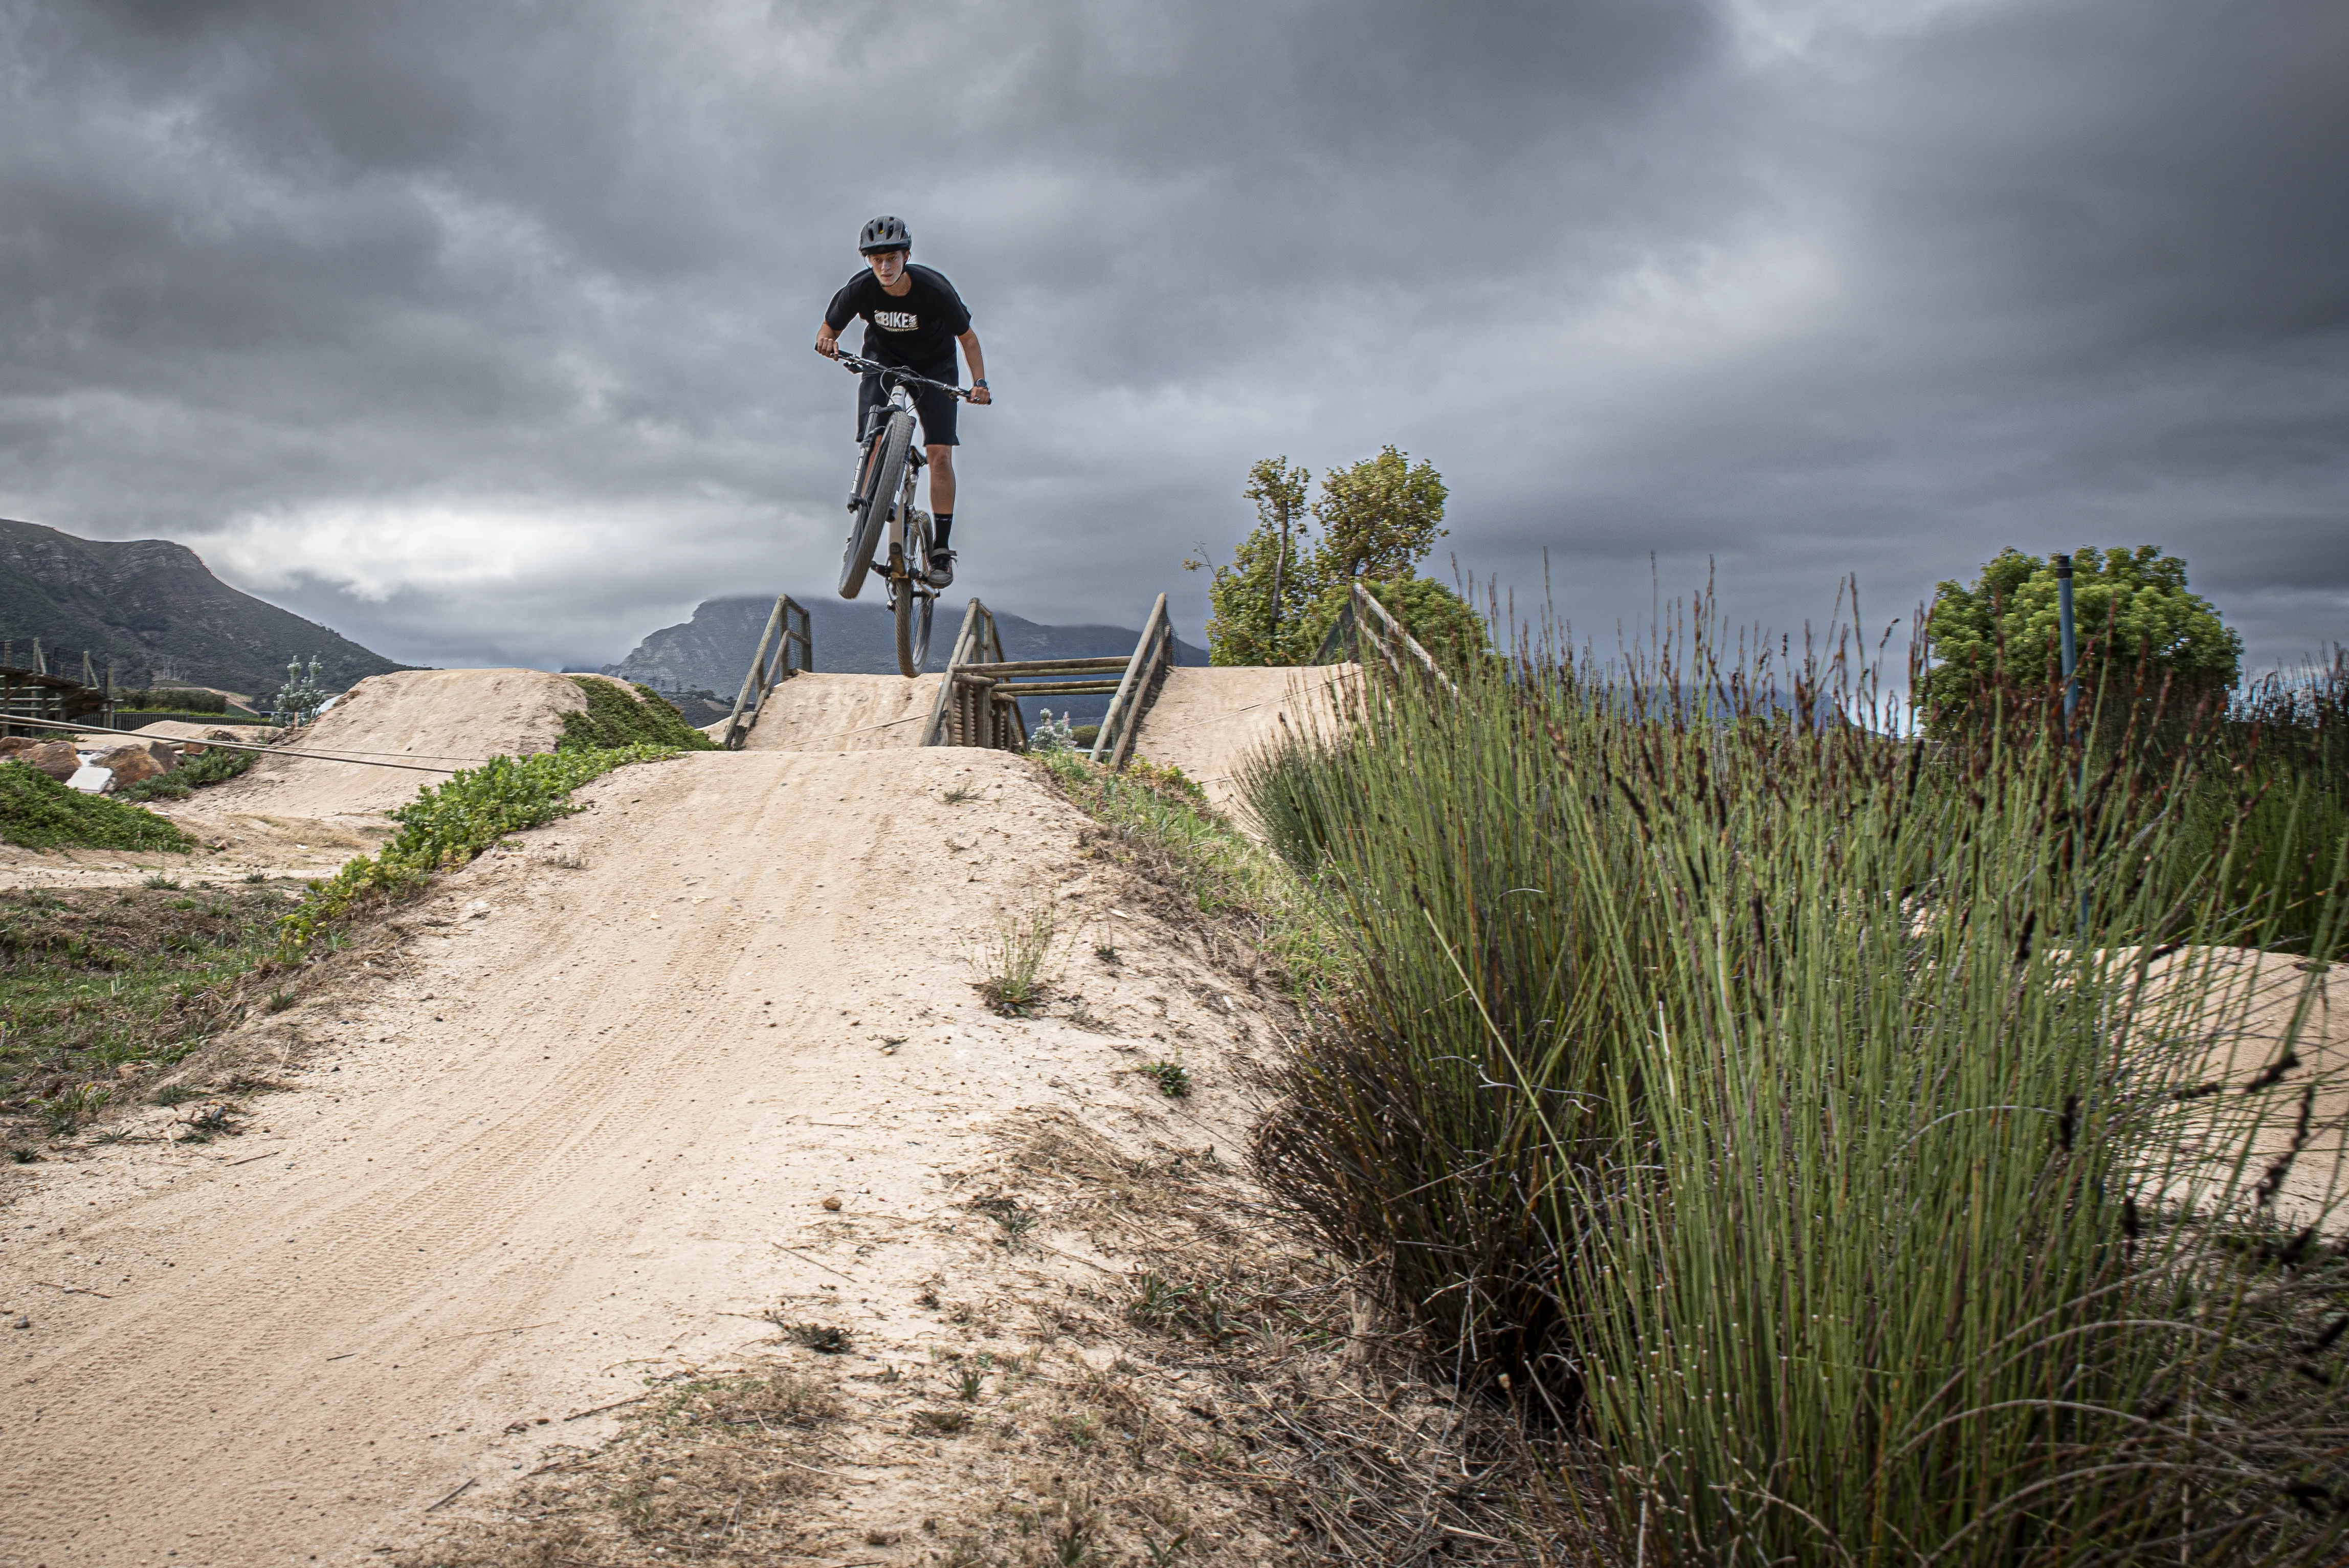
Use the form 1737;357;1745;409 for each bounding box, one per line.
856;357;960;449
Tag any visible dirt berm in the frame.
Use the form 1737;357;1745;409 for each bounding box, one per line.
0;670;1287;1566
1126;664;1355;813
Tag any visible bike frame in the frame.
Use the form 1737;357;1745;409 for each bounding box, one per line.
827;349;972;672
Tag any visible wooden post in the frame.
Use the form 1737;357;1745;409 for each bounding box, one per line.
1089;592;1169;766
923;600;985;746
722;595;790;750
1351;582;1457;695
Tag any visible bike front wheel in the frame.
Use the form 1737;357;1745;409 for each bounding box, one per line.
839;411;912;600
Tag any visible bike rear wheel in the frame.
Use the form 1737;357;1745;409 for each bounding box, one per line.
893;509;936;676
838;411;913;600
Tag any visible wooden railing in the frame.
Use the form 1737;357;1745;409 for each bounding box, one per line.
1309;582;1457;695
720;594;814;750
1088;591;1173;768
922;600;1032;750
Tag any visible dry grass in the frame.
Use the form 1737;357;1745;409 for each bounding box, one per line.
397;1107;1582;1567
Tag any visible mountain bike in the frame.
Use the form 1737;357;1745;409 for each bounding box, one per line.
826;349;971;678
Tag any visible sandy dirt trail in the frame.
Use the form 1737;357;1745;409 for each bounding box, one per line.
1127;665;1356;814
737;673;942;751
0;742;1266;1566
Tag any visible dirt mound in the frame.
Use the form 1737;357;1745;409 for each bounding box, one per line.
197;669;591;824
126;720;271;745
0;746;1274;1565
1128;664;1356;812
739;672;943;750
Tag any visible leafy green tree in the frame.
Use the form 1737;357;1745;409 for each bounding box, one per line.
1922;546;2242;733
1198;458;1316;666
1196;448;1469;666
1306;445;1448;583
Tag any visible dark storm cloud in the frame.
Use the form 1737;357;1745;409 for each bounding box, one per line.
0;0;2340;674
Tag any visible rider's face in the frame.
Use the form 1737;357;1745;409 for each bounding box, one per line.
866;249;907;286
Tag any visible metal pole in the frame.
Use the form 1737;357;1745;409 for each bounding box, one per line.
2055;551;2089;941
2055;553;2078;730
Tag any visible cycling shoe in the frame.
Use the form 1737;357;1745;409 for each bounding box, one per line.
925;549;957;589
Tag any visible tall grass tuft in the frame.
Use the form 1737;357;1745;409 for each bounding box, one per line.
1244;599;2349;1563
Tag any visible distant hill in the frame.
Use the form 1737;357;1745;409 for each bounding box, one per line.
606;595;1207;723
0;518;411;695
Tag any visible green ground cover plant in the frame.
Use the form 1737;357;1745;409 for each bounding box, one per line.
559;676;718;752
0;881;296;1130
279;743;676;954
0;761;192;852
117;742;261;802
1243;604;2348;1565
1033;750;1338;994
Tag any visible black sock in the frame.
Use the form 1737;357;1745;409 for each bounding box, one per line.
933;512;954;550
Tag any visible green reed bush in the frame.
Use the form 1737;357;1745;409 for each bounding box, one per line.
1246;608;2349;1564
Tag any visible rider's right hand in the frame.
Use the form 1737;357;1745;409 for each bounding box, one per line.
816;335;841;359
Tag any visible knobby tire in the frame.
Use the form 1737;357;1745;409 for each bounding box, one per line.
839;410;913;600
893;507;936;677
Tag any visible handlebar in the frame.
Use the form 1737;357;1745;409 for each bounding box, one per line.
819;347;973;402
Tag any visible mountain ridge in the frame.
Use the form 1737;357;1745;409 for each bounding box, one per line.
0;518;411;695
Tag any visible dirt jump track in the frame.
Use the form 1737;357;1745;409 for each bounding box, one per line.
0;665;1320;1567
1124;666;1353;814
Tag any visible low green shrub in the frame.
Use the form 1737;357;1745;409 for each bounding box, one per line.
1034;750;1337;994
0;761;192;852
278;744;673;954
117;689;229;714
117;743;261;802
559;677;716;752
0;881;293;1121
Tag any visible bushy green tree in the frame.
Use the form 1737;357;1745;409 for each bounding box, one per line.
1922;546;2241;733
1197;458;1317;666
1196;448;1476;666
1306;445;1447;583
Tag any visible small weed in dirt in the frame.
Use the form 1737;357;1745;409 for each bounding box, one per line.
141;873;181;890
32;1083;108;1136
957;1365;986;1401
975;1195;1038;1248
150;1084;203;1107
1094;941;1121;965
943;782;981;804
971;898;1057;1016
173;1100;233;1142
771;1319;854;1355
1140;1059;1191;1097
242;871;266;884
265;989;297;1013
9;1145;39;1163
915;1407;971;1434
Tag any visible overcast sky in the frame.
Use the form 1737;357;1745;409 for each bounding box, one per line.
2;0;2342;676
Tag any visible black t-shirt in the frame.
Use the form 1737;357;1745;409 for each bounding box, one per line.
824;264;971;369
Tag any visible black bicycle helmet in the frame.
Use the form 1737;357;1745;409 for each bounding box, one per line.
858;215;911;255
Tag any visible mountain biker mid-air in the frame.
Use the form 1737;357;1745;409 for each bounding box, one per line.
815;215;989;588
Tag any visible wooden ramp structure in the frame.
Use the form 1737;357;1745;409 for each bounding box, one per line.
718;584;1435;774
2;638;116;738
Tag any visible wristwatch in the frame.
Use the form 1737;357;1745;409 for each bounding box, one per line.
973;379;988;388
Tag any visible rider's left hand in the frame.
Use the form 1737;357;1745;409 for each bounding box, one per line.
968;385;991;406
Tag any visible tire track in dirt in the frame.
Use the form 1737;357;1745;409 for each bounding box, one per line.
0;745;1268;1566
